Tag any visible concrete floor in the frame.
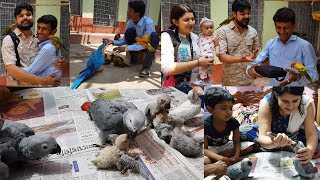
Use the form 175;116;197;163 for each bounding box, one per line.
69;44;161;89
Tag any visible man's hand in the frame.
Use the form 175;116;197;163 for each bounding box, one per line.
43;74;61;86
247;64;262;79
54;58;66;70
103;38;114;45
113;46;126;53
277;68;301;86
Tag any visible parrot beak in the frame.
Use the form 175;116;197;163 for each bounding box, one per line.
50;144;61;154
129;131;138;140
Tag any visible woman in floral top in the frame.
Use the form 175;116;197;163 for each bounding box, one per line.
161;4;213;93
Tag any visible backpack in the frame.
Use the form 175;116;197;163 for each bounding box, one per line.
8;31;21;66
161;29;191;86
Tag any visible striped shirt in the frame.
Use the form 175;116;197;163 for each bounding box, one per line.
1;27;39;67
217;21;260;86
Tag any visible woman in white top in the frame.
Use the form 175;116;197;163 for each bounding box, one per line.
161;4;213;94
258;86;319;164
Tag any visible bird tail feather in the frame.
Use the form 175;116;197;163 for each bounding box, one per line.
71;70;91;89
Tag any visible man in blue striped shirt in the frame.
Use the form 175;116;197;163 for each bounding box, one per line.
103;1;159;78
247;7;319;86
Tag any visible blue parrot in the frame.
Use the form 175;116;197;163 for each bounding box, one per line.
71;44;106;89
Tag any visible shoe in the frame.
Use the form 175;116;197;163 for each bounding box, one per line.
139;68;150;78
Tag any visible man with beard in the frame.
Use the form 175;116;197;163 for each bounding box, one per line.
247;7;318;86
217;0;260;86
1;2;61;86
103;0;159;78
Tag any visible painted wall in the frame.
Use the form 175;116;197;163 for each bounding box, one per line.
211;0;228;32
35;0;62;37
118;0;128;22
148;0;160;26
82;0;94;18
211;0;228;64
119;0;160;25
262;1;288;47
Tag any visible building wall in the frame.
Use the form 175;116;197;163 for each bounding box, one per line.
289;1;319;52
211;0;228;33
81;0;94;18
148;0;160;26
161;0;210;34
35;0;61;37
262;1;287;47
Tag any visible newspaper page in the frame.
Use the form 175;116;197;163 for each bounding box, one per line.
205;151;320;180
0;87;204;180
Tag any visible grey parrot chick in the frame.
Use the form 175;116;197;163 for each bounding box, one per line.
2;119;34;143
0;156;9;180
226;158;252;180
117;154;149;179
88;99;146;144
0;120;61;167
145;94;171;126
293;141;318;179
18;134;61;160
168;87;204;124
169;126;202;157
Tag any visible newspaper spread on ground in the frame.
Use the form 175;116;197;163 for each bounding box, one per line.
205;151;320;180
0;87;203;180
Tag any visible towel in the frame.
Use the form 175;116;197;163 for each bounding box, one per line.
287;95;316;133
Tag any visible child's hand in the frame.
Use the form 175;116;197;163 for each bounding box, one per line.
220;156;236;165
296;147;313;164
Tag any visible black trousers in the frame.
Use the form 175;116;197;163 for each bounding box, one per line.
124;28;159;69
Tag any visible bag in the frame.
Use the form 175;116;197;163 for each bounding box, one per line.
254;65;287;81
162;75;175;87
9;31;21;66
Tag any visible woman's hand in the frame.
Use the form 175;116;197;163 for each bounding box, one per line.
198;56;214;68
267;132;294;147
296;147;313;164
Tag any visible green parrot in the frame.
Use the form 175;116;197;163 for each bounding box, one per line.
48;35;67;55
3;24;16;36
114;33;121;40
215;16;234;31
291;61;318;86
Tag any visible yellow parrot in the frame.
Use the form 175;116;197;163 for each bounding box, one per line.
49;35;67;55
291;61;318;86
135;34;155;51
3;24;16;35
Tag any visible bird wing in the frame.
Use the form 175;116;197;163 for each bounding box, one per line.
88;100;128;131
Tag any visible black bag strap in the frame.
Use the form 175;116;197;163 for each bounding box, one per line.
9;31;21;67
